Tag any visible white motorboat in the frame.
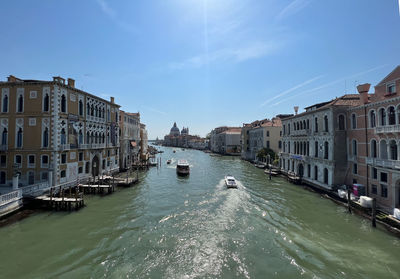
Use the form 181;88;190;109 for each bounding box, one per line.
176;159;190;176
225;175;237;189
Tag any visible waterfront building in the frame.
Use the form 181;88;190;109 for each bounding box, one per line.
210;127;242;155
119;111;141;169
346;66;400;212
163;122;206;149
241;117;283;162
280;95;363;190
0;75;120;192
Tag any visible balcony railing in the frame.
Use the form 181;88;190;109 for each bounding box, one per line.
59;144;71;151
366;157;400;169
375;125;400;134
21;181;50;197
291;129;311;136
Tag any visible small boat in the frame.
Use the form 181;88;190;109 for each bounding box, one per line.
173;150;176;153
225;175;238;189
176;159;190;176
254;163;266;169
149;158;157;166
264;169;279;176
166;159;171;164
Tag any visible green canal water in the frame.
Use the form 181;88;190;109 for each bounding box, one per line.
1;147;400;279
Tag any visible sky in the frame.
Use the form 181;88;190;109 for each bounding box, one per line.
0;0;399;139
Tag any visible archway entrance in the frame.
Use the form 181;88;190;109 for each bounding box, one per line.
298;164;304;177
92;155;100;177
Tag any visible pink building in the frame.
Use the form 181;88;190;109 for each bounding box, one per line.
347;66;400;212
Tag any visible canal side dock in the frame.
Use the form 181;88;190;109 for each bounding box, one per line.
78;184;115;194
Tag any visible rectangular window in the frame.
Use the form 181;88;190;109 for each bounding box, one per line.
78;167;83;174
278;141;282;149
41;172;48;181
387;83;396;94
15;155;22;167
372;167;377;179
0;155;6;167
381;184;388;198
61;153;67;164
353;163;358;174
266;141;270;148
352;179;357;184
41;155;49;167
380;172;388;183
266;131;270;137
28;155;35;168
61;170;66;178
79;152;83;161
371;184;377;195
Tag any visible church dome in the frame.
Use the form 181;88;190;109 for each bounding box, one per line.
170;122;180;136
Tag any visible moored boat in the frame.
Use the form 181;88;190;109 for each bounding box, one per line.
176;159;190;176
149;157;157;166
224;175;238;189
166;159;172;164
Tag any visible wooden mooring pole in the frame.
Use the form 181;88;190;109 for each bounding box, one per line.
347;188;352;214
372;198;377;227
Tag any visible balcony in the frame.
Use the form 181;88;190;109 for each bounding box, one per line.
59;144;71;151
366;157;400;169
375;125;400;134
291;129;311;136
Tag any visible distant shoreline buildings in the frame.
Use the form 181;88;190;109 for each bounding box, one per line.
163;122;208;150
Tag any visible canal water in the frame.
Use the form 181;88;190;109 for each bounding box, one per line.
0;147;400;279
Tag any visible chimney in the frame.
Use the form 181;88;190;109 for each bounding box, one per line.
67;78;75;88
110;97;115;104
7;75;17;82
294;106;299;115
357;83;370;104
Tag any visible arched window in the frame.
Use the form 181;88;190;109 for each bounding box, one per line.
315;117;318;132
78;130;83;144
300;122;303;130
43;127;49;148
1;128;7;146
324;168;328;184
397;106;400;125
370;110;376;128
17;128;23;148
324;115;328;132
61;94;66;113
91;105;94;116
306;119;309;129
61;128;66;144
17;95;23;112
86;131;90;144
102;108;105;119
306;142;309;156
43;93;49;112
389;140;398;160
351;114;357;129
388;106;396;125
87;103;90;116
79;100;83;116
2;95;8;112
338;115;345;130
352;139;357;156
28;171;35;185
303;120;306;130
95;106;98;117
314;166;318;181
380;140;388;159
371;139;377;158
324;141;329;159
85;162;90;173
314;141;318;157
379;108;386;126
102;133;105;143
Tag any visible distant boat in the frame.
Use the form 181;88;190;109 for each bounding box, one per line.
225;175;238;189
176;159;190;176
173;150;176;153
166;159;171;164
149;158;157;166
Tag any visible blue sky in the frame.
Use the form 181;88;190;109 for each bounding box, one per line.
1;0;399;139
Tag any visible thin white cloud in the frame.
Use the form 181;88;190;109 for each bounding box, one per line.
270;64;388;106
169;41;281;70
276;0;311;21
96;0;136;34
260;75;323;107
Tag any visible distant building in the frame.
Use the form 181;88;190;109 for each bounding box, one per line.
210;127;241;155
163;122;207;149
119;111;141;169
140;123;148;161
241;116;284;161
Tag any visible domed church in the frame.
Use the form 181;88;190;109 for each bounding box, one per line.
170;122;180;136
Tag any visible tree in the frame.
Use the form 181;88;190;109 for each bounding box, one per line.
256;148;276;163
